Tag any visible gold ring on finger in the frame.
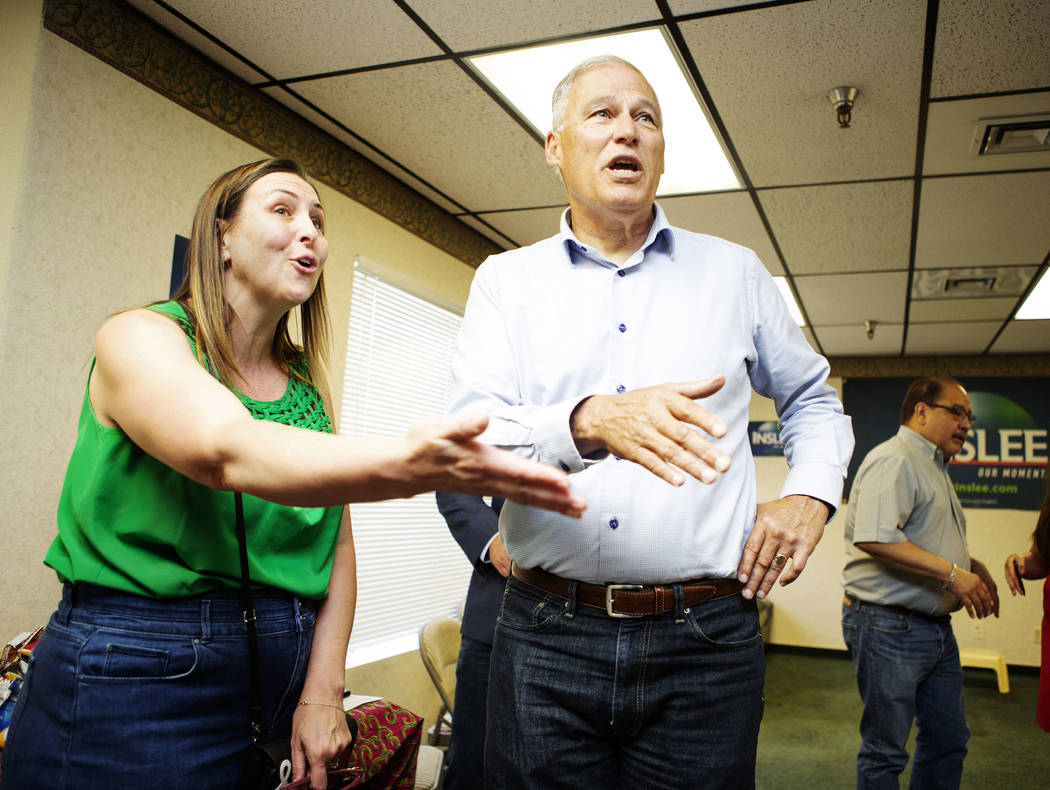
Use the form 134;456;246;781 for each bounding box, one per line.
773;554;788;570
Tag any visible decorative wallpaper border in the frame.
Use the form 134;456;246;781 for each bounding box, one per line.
830;354;1050;378
42;0;501;267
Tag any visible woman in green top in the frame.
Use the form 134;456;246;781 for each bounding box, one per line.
0;159;584;790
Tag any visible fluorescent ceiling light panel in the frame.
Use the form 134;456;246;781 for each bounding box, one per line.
469;29;740;195
1015;269;1050;319
773;276;805;326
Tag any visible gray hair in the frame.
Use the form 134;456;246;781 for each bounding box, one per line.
550;55;654;130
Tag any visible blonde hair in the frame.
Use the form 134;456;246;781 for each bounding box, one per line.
170;158;330;391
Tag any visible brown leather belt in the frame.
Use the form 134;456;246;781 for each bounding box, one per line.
512;564;744;618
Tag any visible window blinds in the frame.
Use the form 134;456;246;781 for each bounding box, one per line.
340;262;473;667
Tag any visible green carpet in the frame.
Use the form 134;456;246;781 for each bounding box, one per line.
757;647;1048;789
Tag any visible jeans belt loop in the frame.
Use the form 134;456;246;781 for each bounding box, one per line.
566;580;578;618
605;584;645;618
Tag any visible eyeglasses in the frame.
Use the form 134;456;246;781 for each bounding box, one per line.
924;402;976;424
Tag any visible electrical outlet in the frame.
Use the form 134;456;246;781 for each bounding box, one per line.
973;620;985;638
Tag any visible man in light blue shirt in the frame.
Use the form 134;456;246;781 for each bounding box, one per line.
449;55;853;789
842;377;998;789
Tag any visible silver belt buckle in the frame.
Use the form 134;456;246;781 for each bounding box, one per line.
605;584;645;618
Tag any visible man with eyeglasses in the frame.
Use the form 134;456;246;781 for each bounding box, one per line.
842;376;999;789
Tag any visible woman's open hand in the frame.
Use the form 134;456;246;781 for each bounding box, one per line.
402;413;586;518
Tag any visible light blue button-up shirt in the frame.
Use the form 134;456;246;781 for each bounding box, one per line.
842;425;970;616
449;205;854;584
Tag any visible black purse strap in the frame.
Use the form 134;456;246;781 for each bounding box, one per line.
234;492;265;743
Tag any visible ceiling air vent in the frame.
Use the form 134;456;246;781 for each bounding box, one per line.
944;276;996;294
973;113;1050;156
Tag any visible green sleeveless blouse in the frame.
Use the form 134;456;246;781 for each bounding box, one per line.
44;301;344;599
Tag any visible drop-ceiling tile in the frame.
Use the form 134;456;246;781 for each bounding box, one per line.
457;216;516;250
795;272;909;326
924;93;1050;175
261;87;467;215
989;319;1050;354
294;62;567;212
659;192;781;275
905;321;1001;355
815;323;905;357
759;181;913;276
678;0;925;186
667;1;767;13
123;0;269;83
477;207;568;248
150;0;441;79
909;296;1017;323
915;172;1050;269
931;0;1050;98
409;0;659;52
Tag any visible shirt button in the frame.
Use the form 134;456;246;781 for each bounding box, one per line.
609;518;619;529
616;384;626;393
618;323;627;333
617;269;626;277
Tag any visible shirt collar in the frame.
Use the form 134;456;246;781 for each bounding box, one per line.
898;424;950;467
557;203;677;268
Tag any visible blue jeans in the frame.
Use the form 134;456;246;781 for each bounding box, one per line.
842;599;969;790
485;574;765;790
444;634;492;790
0;584;315;790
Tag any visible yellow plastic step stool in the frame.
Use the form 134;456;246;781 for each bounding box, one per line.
959;648;1009;693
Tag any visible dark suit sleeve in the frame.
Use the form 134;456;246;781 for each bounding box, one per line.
436;493;504;571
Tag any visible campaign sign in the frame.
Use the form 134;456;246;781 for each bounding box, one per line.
844;378;1049;510
749;420;784;457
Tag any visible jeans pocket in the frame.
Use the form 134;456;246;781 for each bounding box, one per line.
497;579;567;633
867;608;909;634
79;628;201;681
684;595;762;649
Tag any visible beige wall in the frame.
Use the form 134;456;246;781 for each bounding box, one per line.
750;386;1044;667
0;20;469;726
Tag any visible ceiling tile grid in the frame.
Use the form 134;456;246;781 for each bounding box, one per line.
758;180;914;276
816;322;905;358
408;0;661;52
677;0;927;186
795;271;910;327
990;319;1050;354
909;296;1019;323
261;85;470;216
124;0;269;84
931;0;1050;98
292;61;566;212
905;320;1002;355
147;0;441;79
659;192;783;275
120;0;1050;360
914;171;1050;270
476;206;569;249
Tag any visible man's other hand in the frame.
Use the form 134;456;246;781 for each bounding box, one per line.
737;495;830;600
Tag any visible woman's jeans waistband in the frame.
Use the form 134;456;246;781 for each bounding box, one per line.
56;582;317;638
